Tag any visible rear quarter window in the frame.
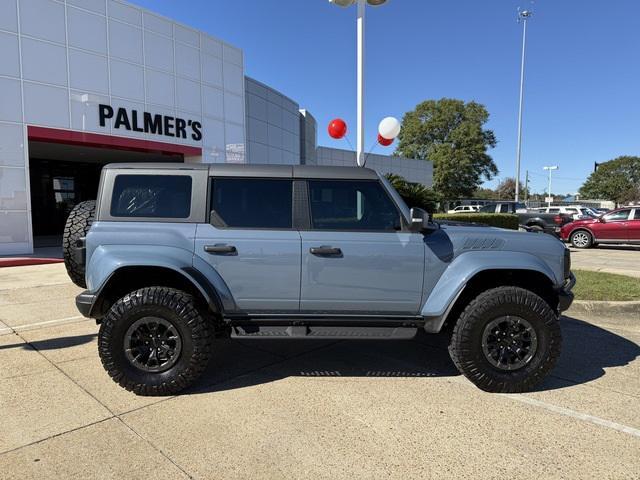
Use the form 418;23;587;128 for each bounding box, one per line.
110;175;192;218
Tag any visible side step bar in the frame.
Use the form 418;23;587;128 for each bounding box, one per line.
231;325;417;340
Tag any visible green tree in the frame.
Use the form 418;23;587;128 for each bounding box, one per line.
472;187;498;200
579;156;640;204
384;174;439;213
395;98;498;199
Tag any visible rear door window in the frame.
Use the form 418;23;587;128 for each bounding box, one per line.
110;175;192;218
210;178;292;229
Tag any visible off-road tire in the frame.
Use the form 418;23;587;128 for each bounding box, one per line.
570;230;593;249
98;287;214;396
448;286;561;393
62;200;96;288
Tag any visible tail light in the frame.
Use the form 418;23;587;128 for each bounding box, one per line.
554;215;564;225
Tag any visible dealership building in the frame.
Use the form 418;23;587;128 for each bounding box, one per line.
0;0;433;255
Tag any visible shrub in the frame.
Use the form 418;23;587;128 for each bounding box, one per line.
433;213;519;230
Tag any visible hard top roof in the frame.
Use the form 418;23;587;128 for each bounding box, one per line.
103;163;380;180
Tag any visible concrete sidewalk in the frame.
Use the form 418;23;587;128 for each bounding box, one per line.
1;264;639;479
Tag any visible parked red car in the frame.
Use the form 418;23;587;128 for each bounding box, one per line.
560;206;640;248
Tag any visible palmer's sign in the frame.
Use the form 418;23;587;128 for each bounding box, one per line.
98;104;202;141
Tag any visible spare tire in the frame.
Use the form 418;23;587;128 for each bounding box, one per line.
63;200;96;288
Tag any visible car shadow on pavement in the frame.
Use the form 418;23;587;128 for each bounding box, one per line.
191;316;639;395
0;333;97;352
536;316;640;392
189;332;460;395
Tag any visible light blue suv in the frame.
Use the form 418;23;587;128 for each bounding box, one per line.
65;163;574;395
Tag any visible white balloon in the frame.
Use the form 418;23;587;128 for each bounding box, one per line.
378;116;401;140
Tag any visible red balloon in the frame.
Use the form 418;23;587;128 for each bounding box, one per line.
378;133;393;146
328;118;347;139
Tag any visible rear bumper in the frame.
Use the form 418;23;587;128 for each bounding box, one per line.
556;273;576;313
76;291;97;318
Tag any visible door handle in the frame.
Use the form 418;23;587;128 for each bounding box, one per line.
204;244;237;255
309;246;342;256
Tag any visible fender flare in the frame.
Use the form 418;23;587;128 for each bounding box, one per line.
86;245;238;315
420;250;558;333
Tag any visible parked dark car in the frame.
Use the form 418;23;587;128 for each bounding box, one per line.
478;202;573;236
560;206;640;248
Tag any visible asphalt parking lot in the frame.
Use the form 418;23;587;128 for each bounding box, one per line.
1;263;639;479
569;244;640;278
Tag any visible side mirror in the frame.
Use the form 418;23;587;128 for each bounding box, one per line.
410;207;437;233
599;216;606;223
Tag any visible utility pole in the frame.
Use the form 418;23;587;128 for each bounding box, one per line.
356;0;365;167
543;165;558;207
514;8;532;203
329;0;389;167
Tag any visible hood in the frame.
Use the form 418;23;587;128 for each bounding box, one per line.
438;224;565;256
565;217;598;227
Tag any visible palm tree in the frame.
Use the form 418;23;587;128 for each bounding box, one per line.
384;173;439;212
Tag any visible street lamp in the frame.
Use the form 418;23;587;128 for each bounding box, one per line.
543;165;558;207
329;0;389;166
514;8;533;203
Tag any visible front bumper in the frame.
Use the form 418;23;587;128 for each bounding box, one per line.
556;272;576;313
76;291;97;318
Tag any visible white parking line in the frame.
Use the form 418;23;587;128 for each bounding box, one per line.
503;393;640;438
0;315;86;336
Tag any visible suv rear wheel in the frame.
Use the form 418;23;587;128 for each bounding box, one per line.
448;286;561;393
98;287;214;396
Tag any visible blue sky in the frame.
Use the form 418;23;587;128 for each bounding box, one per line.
134;0;640;195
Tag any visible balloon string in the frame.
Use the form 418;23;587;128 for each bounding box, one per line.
362;142;377;167
342;136;377;167
343;135;355;152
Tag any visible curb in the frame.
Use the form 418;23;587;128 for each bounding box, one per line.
566;300;640;324
0;258;63;268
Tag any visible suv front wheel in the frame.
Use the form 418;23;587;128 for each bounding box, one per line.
448;286;561;393
570;230;593;249
98;287;214;396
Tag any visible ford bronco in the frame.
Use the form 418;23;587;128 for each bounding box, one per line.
65;163;574;396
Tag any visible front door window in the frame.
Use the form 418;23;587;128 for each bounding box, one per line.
308;180;401;231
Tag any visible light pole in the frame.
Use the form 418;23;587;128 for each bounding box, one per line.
514;8;532;203
329;0;388;167
543;165;558;207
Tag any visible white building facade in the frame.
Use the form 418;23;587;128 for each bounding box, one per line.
0;0;432;256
